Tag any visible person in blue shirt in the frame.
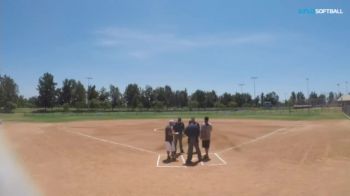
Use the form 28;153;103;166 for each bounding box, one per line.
184;119;202;165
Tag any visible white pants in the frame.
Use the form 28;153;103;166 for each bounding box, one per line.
165;141;175;152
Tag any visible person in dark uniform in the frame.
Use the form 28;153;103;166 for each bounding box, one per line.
164;120;176;162
173;117;185;154
190;117;200;129
184;120;202;165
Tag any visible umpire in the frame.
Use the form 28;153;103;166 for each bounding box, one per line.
185;120;202;165
173;117;185;153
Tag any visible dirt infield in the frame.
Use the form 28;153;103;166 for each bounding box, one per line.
2;119;350;196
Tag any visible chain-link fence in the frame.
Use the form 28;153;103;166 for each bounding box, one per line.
343;103;350;117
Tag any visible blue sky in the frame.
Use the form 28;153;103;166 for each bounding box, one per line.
1;0;349;99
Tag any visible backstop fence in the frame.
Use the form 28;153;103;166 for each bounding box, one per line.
343;102;350;117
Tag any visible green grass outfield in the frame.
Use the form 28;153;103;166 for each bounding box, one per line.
0;107;347;122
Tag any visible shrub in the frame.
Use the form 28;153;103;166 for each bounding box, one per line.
188;101;199;109
3;101;17;113
153;101;164;111
63;103;70;112
214;102;226;108
228;101;238;108
89;99;100;109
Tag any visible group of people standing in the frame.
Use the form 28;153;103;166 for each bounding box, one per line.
164;117;213;165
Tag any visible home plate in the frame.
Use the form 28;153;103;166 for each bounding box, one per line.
156;153;226;168
156;154;187;168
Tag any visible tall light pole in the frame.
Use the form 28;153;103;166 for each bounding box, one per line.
239;83;245;94
306;78;309;96
306;78;309;104
251;76;258;98
337;83;343;109
86;77;93;109
345;81;349;95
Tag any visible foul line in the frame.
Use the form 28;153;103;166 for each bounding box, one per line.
343;112;350;120
214;153;227;165
218;127;288;154
65;130;156;154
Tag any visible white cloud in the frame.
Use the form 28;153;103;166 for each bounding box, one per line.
94;27;276;59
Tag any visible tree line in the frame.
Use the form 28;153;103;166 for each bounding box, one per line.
0;73;345;112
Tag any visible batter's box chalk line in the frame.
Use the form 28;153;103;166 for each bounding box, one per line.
156;153;227;168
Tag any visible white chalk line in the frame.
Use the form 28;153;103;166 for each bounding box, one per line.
156;153;227;168
153;128;163;132
214;153;227;165
156;155;160;167
65;130;157;154
180;155;186;164
156;154;187;168
200;153;227;166
218;127;288;154
343;112;350;120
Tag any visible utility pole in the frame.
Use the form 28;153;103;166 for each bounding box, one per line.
345;81;349;95
337;83;343;110
251;76;258;98
306;78;309;104
86;77;93;109
337;83;341;96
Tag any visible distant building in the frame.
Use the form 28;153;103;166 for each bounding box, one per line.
338;95;350;116
337;95;350;103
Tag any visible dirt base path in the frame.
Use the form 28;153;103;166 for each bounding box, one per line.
2;119;350;196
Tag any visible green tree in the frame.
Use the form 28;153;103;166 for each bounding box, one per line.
205;90;218;108
72;81;86;108
289;91;297;105
152;87;166;106
265;91;279;106
99;87;110;110
191;90;206;108
16;95;26;108
260;93;265;105
232;93;248;107
87;85;99;101
28;96;39;107
0;75;19;112
253;96;259;107
318;94;326;106
37;73;57;110
232;93;252;107
124;84;141;108
110;85;122;110
220;93;232;106
140;85;153;109
175;89;188;107
188;100;199;109
296;92;306;105
328;92;335;104
309;91;318;106
164;85;175;107
58;79;77;105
